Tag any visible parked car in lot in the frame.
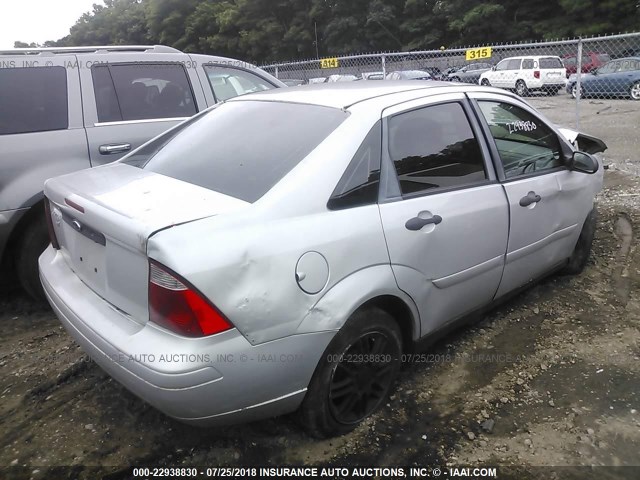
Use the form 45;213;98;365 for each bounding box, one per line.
40;82;605;437
326;74;358;82
0;45;283;299
422;67;444;80
563;52;610;76
447;62;493;83
360;71;385;80
567;57;640;100
479;55;566;96
386;70;432;80
282;78;305;87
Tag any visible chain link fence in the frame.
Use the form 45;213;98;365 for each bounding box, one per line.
263;32;640;128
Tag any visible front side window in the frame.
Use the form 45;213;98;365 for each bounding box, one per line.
132;101;348;203
0;66;68;135
204;65;274;102
477;101;563;178
92;63;196;122
507;59;522;70
387;102;486;196
495;60;509;71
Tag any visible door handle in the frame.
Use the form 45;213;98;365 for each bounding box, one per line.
405;215;442;231
519;191;542;207
99;143;132;155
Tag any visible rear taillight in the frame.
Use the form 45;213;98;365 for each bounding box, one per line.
44;198;60;250
534;70;540;79
148;261;232;337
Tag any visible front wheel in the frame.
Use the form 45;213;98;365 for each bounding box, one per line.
299;307;402;438
571;84;584;99
480;78;491;86
515;80;529;97
630;81;640;100
561;208;597;275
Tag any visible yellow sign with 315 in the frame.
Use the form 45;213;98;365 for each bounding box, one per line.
465;47;492;61
320;57;339;69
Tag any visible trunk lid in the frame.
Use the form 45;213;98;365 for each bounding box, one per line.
45;163;248;324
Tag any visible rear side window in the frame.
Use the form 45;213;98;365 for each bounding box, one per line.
522;59;535;69
328;122;381;210
92;63;197;122
0;66;68;135
204;65;274;102
540;57;563;69
388;102;486;196
135;101;348;203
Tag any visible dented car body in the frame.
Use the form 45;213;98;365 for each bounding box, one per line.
39;82;606;435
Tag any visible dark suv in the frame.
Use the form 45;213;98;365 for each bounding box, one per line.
0;45;283;298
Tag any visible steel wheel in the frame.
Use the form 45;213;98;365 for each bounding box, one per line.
328;331;398;424
571;84;583;99
631;81;640;100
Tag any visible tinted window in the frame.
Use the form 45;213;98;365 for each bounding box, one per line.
564;56;577;66
478;101;563;178
204;65;273;102
0;66;67;135
522;59;534;69
134;101;348;202
328;122;381;210
540;57;563;69
388;103;486;195
93;64;196;122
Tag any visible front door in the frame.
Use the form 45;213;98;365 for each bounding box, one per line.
471;95;595;298
378;95;509;335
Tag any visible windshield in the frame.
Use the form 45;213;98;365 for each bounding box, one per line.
124;101;348;203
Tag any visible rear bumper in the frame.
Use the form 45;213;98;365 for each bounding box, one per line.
39;246;335;425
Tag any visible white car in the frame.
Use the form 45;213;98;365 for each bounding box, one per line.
479;56;567;96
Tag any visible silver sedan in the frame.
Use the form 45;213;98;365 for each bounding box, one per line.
40;82;606;438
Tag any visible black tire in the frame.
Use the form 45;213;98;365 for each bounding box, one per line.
515;80;529;97
480;78;491;86
299;307;403;438
16;218;49;301
630;81;640;101
561;208;597;275
451;76;461;82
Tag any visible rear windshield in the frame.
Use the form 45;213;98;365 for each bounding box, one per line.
540;57;563;69
126;101;348;202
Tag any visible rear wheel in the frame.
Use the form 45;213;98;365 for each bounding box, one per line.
561;208;597;275
480;78;491;86
16;218;49;301
299;307;402;438
630;81;640;100
515;80;529;97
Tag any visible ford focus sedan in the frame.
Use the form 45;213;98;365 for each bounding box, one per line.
40;82;606;438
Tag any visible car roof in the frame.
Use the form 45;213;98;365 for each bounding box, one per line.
229;81;498;109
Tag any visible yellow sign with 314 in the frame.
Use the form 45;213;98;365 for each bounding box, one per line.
320;57;339;69
465;47;492;61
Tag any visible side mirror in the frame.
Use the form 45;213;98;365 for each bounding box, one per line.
569;151;599;174
491;66;497;71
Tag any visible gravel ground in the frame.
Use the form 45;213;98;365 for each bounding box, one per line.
0;94;638;480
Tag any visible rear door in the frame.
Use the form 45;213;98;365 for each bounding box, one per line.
469;93;595;299
377;94;509;335
78;53;207;166
539;57;565;84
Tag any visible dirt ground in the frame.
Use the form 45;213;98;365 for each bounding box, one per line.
1;94;639;479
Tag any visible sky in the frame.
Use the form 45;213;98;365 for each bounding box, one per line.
1;0;104;49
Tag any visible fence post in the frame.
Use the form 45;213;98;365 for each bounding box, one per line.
381;55;386;79
275;65;279;79
575;37;583;130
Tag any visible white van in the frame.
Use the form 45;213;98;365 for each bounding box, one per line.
479;56;567;96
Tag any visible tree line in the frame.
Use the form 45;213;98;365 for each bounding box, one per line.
14;0;640;64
